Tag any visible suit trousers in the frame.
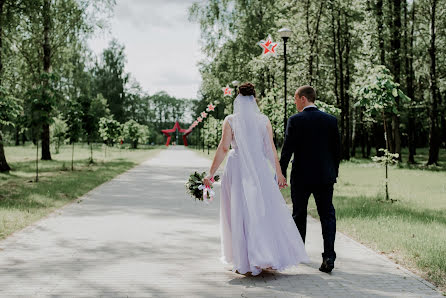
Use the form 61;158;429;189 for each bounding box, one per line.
290;182;336;259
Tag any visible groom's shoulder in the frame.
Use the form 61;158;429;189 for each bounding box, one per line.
289;113;302;123
315;109;337;122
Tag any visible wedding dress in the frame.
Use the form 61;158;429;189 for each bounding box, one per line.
219;95;310;275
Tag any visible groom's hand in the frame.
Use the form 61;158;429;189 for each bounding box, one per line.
277;173;288;189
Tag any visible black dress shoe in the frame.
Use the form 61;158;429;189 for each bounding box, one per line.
319;257;335;273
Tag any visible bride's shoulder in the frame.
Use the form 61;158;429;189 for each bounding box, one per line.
258;113;270;124
224;114;234;122
224;114;234;127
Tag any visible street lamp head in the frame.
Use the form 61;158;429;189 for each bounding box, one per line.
231;80;240;87
278;27;292;40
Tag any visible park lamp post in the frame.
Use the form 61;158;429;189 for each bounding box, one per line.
232;80;240;94
278;27;292;138
231;80;240;115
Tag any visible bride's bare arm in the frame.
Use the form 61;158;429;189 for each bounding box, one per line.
266;120;287;188
203;118;232;186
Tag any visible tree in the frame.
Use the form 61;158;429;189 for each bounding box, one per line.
50;115;67;154
65;98;83;170
123;120;148;149
93;40;129;123
389;0;402;159
85;94;109;163
426;0;441;165
99;115;122;146
404;0;417;164
372;149;399;201
20;0;88;160
0;0;24;172
125;79;148;125
359;66;410;199
0;88;22;172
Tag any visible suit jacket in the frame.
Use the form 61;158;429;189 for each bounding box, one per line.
280;107;341;185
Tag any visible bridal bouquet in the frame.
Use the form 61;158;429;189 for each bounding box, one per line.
185;171;220;203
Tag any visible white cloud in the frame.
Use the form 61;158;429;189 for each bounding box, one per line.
88;0;203;99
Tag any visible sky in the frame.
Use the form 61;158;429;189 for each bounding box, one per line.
88;0;203;99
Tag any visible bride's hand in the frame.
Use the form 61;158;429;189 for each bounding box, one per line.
203;175;213;187
277;173;288;189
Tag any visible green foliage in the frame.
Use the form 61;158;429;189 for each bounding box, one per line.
190;0;446;162
98;116;122;145
94;39;129;123
258;88;286;140
50;116;68;154
65;98;84;143
27;73;61;132
201;115;222;149
317;101;341;117
0;87;22;127
372;148;400;202
372;148;400;165
85;94;109;141
358;66;411;116
123;119;149;149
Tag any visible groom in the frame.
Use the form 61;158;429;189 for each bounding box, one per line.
279;85;340;273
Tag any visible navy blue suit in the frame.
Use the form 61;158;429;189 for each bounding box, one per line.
280;106;340;259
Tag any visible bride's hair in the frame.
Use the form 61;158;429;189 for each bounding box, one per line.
238;82;256;97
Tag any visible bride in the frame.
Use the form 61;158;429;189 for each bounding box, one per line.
203;82;310;275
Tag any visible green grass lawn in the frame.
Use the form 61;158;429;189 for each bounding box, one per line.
0;143;162;240
194;146;446;292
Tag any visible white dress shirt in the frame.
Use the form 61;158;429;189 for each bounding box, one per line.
303;104;317;111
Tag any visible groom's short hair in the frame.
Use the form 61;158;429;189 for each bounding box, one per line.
297;85;316;102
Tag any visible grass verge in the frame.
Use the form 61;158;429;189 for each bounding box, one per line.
0;144;162;240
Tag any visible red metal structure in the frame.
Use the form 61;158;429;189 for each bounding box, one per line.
161;121;192;147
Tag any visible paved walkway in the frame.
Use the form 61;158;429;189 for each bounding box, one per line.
0;147;441;297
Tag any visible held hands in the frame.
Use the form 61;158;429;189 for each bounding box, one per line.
277;173;288;189
203;175;214;187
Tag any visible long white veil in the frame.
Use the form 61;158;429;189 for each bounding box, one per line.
231;94;277;225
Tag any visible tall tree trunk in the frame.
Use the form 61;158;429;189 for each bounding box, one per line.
306;0;324;85
376;0;385;65
0;129;10;172
390;0;402;160
336;7;348;160
441;94;445;148
427;0;440;165
337;5;351;160
405;0;416;163
331;3;339;106
359;107;366;158
0;0;11;172
41;0;52;160
374;0;386;156
350;107;356;157
344;13;351;160
15;127;20;146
